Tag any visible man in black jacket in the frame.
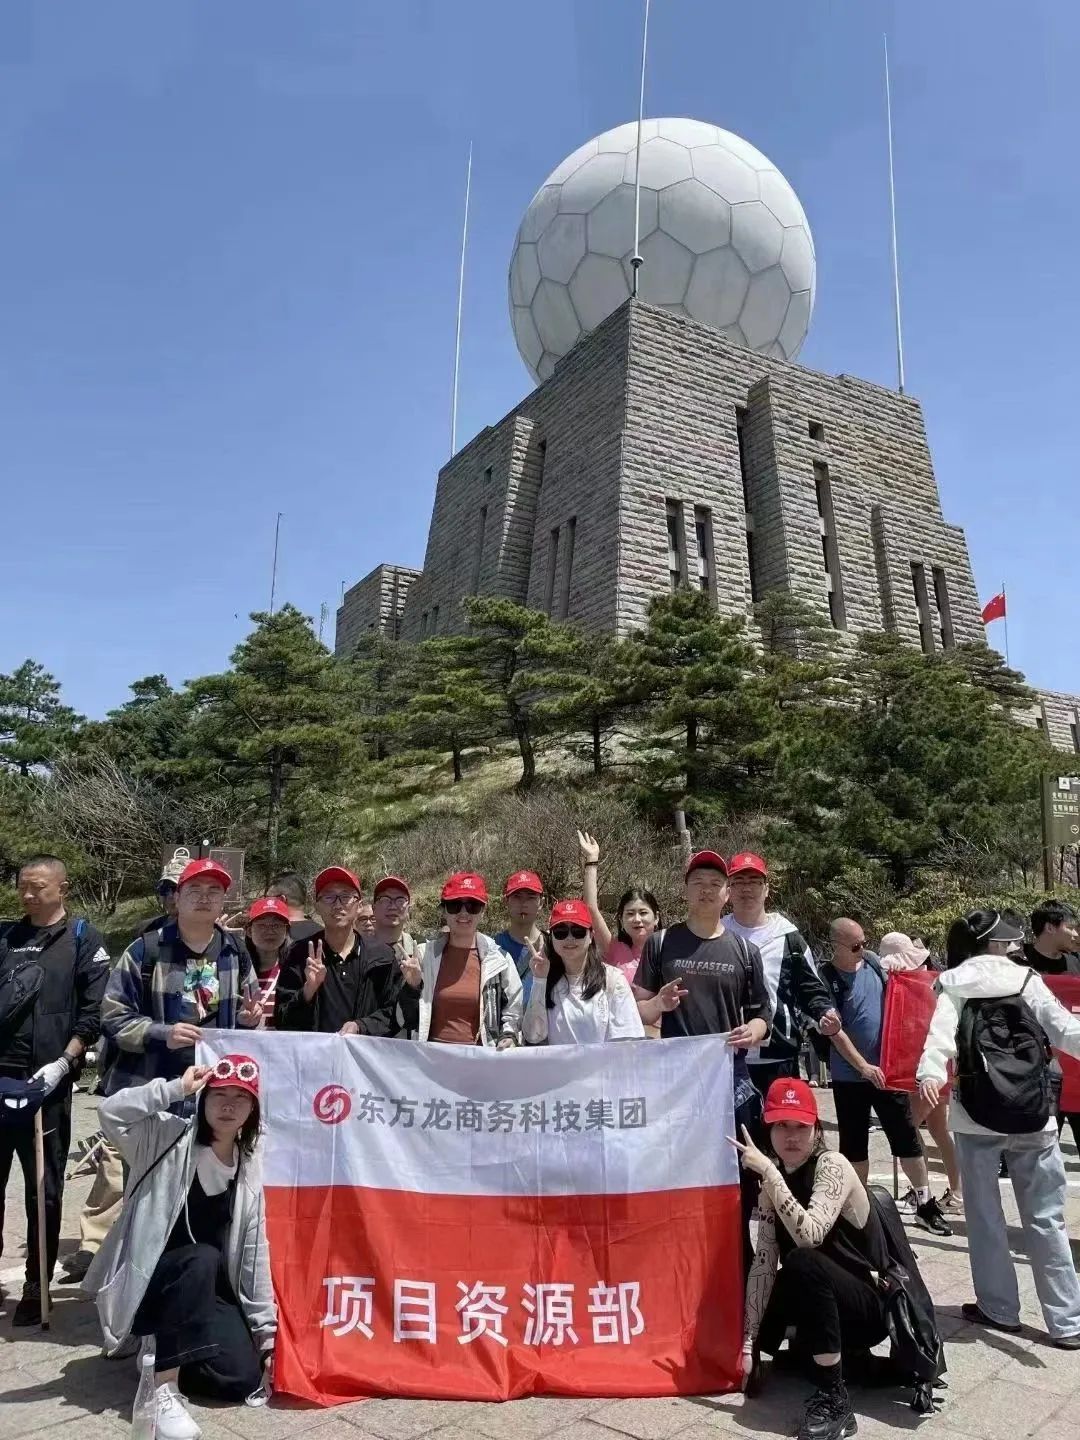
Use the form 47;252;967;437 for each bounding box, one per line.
0;855;109;1323
275;866;403;1034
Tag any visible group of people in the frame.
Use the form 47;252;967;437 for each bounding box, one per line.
2;846;1079;1440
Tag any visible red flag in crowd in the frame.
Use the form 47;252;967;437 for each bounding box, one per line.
981;591;1007;624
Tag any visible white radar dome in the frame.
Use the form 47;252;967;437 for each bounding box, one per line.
509;118;816;383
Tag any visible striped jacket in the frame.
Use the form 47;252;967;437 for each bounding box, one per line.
100;922;258;1093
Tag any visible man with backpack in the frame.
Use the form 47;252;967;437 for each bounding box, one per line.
0;855;110;1324
820;918;951;1237
722;853;841;1097
918;907;1080;1349
100;857;262;1096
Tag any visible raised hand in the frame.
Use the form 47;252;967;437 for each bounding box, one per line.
399;950;422;990
238;993;264;1029
657;978;688;1013
167;1021;203;1051
577;830;600;866
181;1064;212;1096
303;940;327;1000
727;1123;772;1178
525;937;549;980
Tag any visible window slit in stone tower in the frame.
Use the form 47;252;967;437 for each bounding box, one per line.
545;526;561;615
666;501;684;592
813;462;846;629
736;407;760;602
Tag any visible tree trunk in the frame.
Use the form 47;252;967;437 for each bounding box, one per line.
266;756;283;873
515;718;536;792
685;715;698;793
591;713;602;777
452;736;463;783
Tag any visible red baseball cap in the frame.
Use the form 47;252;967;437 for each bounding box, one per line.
373;875;411;902
314;866;361;899
178;858;232;892
728;852;768;879
504;869;544;897
206;1054;260;1102
685;850;729;879
549;899;592;929
441;871;489;903
247;896;291;924
763;1078;819;1127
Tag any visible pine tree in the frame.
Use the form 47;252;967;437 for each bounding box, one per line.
401;636;497;783
629;591;772;827
0;660;82;775
460;596;556;791
181;606;364;875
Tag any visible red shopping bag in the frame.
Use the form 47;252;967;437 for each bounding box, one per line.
1043;975;1080;1113
879;969;938;1093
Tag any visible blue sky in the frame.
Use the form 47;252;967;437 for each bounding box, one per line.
2;1;1077;717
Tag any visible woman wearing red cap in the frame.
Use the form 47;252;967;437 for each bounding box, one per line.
731;1078;890;1440
522;900;644;1045
401;872;522;1048
243;897;291;1029
84;1056;275;1438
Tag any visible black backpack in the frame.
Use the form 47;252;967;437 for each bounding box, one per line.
956;969;1051;1134
867;1185;946;1414
0;918;87;1048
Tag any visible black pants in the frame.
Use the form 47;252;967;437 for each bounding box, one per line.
758;1248;888;1360
748;1057;799;1102
833;1081;922;1164
736;1087;766;1278
0;1092;71;1285
1057;1112;1080;1153
132;1243;262;1401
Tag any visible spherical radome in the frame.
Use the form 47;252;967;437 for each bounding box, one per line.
509;118;815;383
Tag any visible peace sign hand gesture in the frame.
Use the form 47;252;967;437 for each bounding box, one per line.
726;1124;772;1178
303;940;327;1001
657;978;687;1013
525;937;549;980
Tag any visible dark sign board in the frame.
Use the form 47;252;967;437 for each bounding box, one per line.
1042;775;1080;850
159;844;246;901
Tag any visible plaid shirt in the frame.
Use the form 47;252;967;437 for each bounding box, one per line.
100;922;258;1093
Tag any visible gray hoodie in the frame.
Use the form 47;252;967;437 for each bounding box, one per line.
917;955;1080;1137
83;1075;276;1356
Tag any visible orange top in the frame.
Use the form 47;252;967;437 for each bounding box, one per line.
428;944;481;1044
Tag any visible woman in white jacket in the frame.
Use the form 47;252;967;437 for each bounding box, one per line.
83;1055;276;1438
917;909;1080;1350
522;899;644;1045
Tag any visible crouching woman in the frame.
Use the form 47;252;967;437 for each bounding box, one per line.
732;1079;887;1440
84;1055;275;1438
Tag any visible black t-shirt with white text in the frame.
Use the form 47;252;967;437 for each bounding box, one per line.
634;923;771;1044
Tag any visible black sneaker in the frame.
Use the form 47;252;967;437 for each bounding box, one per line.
59;1250;93;1285
961;1302;1021;1334
12;1283;42;1327
915;1196;951;1236
1052;1333;1080;1350
799;1379;857;1440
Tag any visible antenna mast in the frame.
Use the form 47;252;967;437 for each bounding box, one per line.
269;511;283;615
630;0;652;297
450;142;473;457
884;35;906;394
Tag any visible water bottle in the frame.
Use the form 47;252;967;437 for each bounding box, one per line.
131;1351;157;1439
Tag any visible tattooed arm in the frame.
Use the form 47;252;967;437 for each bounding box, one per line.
758;1150;851;1250
743;1194;779;1347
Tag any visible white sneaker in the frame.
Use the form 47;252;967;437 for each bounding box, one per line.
155;1383;202;1440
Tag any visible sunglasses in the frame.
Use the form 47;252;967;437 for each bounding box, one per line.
444;898;485;915
551;923;589;940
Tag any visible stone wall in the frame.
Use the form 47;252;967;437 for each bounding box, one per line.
334;564;421;656
1018;688;1080;755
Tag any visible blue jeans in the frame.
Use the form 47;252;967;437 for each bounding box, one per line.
956;1129;1080;1340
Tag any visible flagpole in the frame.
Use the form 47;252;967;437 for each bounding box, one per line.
884;34;905;395
450;142;473;458
1002;581;1010;666
630;0;651;297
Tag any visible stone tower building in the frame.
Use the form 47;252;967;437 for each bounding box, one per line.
335;298;1079;749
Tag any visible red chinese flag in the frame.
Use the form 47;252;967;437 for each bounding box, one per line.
879;970;939;1093
981;592;1007;624
1043;975;1080;1113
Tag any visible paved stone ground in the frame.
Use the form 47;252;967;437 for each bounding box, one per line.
3;1090;1079;1440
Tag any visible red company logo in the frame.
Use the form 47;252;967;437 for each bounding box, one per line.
313;1085;352;1125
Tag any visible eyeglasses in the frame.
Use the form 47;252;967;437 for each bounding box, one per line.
444;898;485;915
320;891;359;907
212;1058;258;1084
551;923;589;941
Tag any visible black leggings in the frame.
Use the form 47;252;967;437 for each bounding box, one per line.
132;1242;262;1401
758;1248;888;1359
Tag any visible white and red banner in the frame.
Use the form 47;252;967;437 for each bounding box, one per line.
201;1032;742;1405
